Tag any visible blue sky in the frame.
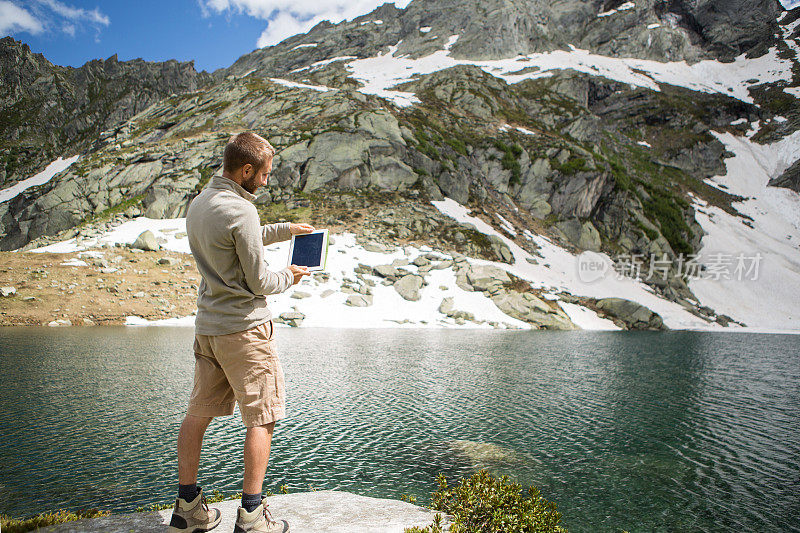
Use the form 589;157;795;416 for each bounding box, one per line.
0;0;410;72
1;0;797;72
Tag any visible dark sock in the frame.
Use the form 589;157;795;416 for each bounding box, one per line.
178;483;199;502
242;492;262;513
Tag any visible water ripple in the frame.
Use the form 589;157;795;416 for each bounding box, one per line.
0;328;798;532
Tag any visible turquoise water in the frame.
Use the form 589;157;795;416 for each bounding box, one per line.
0;327;798;532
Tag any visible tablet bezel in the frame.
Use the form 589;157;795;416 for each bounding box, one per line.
287;229;329;272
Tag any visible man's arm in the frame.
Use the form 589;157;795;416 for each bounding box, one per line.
262;222;291;246
262;222;315;245
236;209;294;295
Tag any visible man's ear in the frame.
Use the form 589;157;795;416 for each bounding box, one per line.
242;163;253;178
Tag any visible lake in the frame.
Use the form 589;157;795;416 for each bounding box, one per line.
0;327;798;532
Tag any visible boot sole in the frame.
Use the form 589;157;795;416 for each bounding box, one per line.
167;515;223;533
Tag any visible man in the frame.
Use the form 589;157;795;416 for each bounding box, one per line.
168;131;312;533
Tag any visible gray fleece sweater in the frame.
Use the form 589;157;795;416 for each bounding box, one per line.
186;176;294;335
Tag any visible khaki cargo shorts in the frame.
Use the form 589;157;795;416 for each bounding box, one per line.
187;320;285;427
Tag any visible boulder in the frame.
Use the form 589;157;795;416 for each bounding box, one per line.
362;241;393;253
438;297;455;315
132;230;159;251
394;274;423;301
373;264;401;279
465;265;511;292
487;235;514;263
490;292;574;330
595;297;665;330
555;217;601;251
291;291;312;299
345;294;373;307
0;286;16;297
48;319;73;327
278;311;305;327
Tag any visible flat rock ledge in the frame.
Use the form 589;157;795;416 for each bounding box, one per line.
39;490;452;533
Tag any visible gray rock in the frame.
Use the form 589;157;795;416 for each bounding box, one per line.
320;289;335;298
373;264;401;279
595;297;665;330
48;319;73;327
768;158;800;193
38;490;450;533
490;292;574;330
487;235;513;263
345;294;374;307
438;297;455;315
132;230;159;251
278;311;305;327
157;257;179;266
465;265;511;292
291;291;312;299
393;274;423;301
0;286;16;297
555;217;602;251
362;241;392;253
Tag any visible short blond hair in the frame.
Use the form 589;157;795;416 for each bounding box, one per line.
223;131;275;173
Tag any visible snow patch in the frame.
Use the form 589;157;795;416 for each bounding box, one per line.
558;301;621;330
598;1;635;17
0;156;79;204
420;26;431;33
269;78;334;92
431;198;731;331
687;130;800;332
291;43;318;50
290;55;358;74
344;35;792;107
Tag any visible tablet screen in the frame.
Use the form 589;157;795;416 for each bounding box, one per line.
290;232;325;268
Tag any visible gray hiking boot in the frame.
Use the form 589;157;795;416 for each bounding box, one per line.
167;486;222;533
233;497;289;533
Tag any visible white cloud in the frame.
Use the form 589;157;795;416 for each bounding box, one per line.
37;0;110;26
0;1;43;35
0;0;109;38
200;0;412;48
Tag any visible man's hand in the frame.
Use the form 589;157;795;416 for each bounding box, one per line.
288;264;310;284
290;223;315;235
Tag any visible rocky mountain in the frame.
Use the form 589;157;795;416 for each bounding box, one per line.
1;0;799;330
0;37;211;190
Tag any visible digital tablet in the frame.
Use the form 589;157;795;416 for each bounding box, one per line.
287;229;329;271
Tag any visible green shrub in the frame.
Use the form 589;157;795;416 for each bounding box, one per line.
0;508;110;533
639;186;693;256
493;141;523;185
554;157;589;176
406;469;566;533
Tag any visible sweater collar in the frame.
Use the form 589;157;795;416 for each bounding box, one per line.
209;175;257;202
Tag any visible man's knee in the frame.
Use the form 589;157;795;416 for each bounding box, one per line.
185;414;214;427
246;421;275;432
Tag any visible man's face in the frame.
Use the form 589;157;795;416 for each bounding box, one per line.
241;158;273;194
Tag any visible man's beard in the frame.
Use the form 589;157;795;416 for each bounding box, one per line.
241;174;260;194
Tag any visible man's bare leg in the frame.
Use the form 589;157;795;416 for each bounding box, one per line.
177;414;213;484
243;421;275;494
